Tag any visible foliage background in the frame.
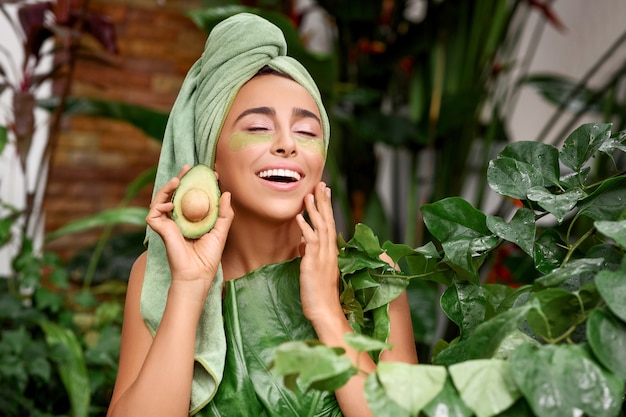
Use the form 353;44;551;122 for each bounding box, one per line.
1;0;626;416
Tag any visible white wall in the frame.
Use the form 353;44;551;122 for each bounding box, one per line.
508;0;626;144
0;4;51;276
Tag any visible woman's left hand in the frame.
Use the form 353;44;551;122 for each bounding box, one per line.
296;182;342;323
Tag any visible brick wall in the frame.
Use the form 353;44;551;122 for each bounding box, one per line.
44;0;206;261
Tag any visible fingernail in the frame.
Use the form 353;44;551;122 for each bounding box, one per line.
325;187;331;198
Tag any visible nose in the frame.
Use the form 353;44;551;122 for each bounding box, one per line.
270;130;297;157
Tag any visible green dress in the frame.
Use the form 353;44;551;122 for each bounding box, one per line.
196;258;342;417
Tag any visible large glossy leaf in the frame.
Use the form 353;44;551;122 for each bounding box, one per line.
578;176;626;221
533;258;604;289
404;249;452;286
363;275;408;311
486;208;535;256
39;320;90;417
421;197;489;242
45;207;148;243
440;283;487;339
449;359;521;417
533;229;567;274
498;141;561;187
366;362;447;417
559;123;612;171
433;302;535;366
487;157;544;199
272;341;356;392
510;344;623;417
525;288;580;341
587;309;626;380
595;219;626;249
422;376;473;417
526;186;584;224
364;372;411;417
441;235;498;282
595;258;626;322
405;279;438;344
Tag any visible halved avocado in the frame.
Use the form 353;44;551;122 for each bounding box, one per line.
171;164;220;239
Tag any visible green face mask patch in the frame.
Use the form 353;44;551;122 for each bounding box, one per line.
228;132;326;158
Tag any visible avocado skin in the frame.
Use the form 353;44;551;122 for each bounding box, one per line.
171;164;220;239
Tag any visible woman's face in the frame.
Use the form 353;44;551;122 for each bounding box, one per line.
214;74;326;222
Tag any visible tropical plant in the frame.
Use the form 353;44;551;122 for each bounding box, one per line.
273;122;626;417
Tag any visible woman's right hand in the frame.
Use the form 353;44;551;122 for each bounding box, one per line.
146;165;234;300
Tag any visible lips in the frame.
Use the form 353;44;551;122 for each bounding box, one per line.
257;168;302;183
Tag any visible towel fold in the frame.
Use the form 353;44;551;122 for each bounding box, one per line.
140;12;330;415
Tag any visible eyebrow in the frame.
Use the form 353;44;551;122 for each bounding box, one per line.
293;108;321;124
233;106;321;125
234;106;275;123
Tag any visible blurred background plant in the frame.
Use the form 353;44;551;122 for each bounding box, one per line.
1;0;626;415
0;0;124;415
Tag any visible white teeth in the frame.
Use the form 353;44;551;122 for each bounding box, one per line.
258;168;301;181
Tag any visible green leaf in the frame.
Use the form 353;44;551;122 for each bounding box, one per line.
523;74;604;116
533;229;567;274
578;176;626;221
433;302;535;366
405;279;438;344
404;250;451;286
39;320;90;417
364;372;411;417
441;283;487;339
559;122;612;171
441;235;498;281
42;96;169;141
595;258;626;322
526;186;584;223
487;208;535;256
374;362;447;416
487;157;544;199
338;250;388;275
510;344;623;417
533;258;604;288
45;207;149;242
363;275;409;311
0;125;7;154
498;141;561;187
348;223;385;258
343;332;392;353
381;241;417;266
587;309;626;380
525;288;580;341
595;219;626;249
272;341;356;392
422;376;473;417
123;166;157;203
421;197;489;242
598;131;626;162
449;359;521;417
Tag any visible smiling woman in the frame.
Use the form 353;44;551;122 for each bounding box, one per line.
106;13;417;417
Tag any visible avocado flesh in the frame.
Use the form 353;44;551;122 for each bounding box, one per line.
171;164;220;239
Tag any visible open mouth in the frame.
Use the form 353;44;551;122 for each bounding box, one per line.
257;168;302;183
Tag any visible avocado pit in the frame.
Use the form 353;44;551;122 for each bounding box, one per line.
181;188;210;222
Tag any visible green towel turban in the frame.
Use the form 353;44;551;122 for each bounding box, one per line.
140;12;330;415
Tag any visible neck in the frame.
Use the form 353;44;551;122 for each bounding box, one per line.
221;215;302;280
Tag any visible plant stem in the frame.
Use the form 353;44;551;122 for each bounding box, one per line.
561;226;595;267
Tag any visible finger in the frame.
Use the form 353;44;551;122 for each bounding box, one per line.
178;164;193;178
296;213;319;246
